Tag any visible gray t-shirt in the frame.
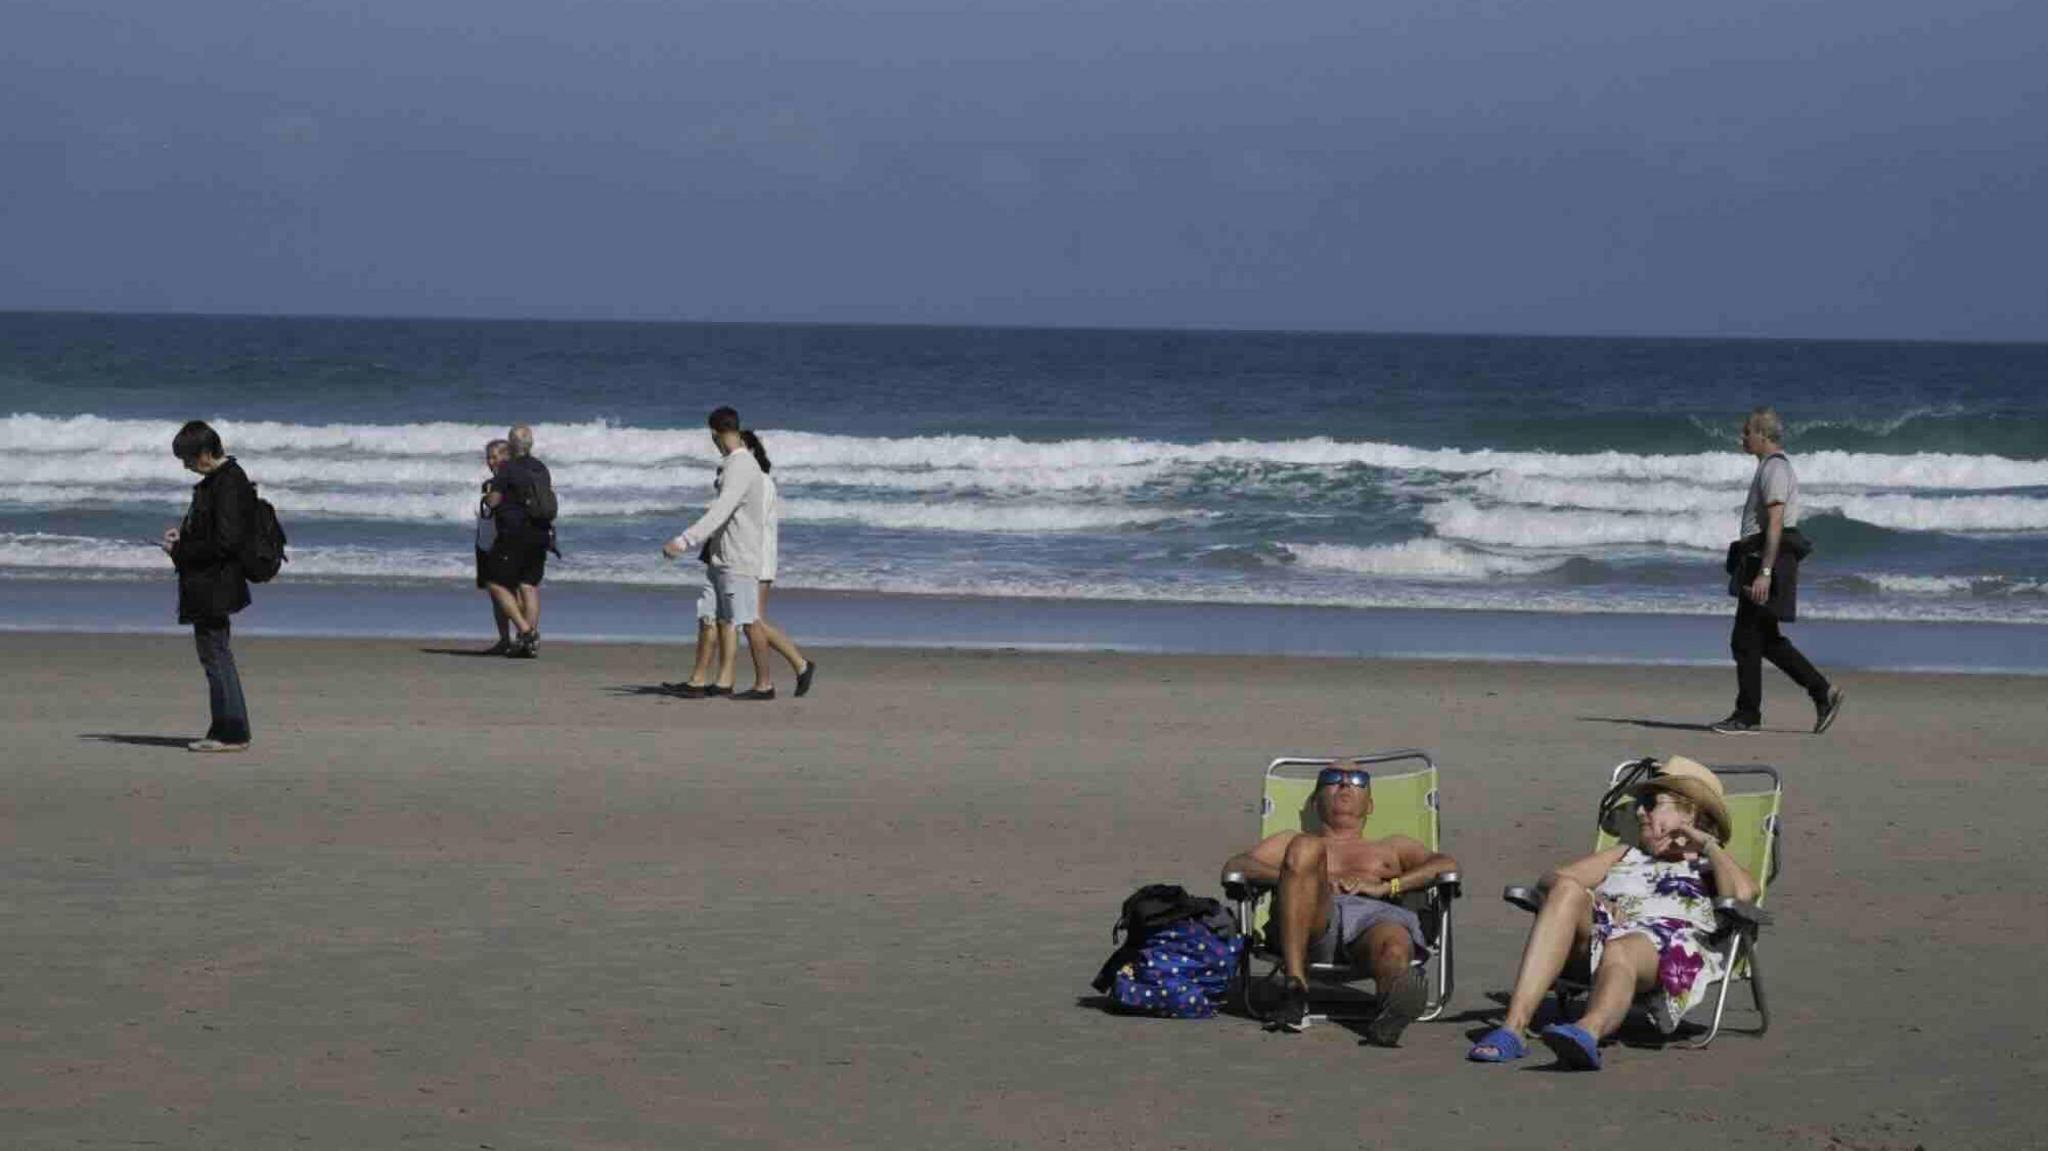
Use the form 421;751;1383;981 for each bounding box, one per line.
1741;453;1799;538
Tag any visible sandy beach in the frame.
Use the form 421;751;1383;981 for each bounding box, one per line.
4;630;2042;1149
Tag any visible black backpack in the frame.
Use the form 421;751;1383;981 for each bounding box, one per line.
526;463;558;524
1090;883;1237;994
241;488;289;583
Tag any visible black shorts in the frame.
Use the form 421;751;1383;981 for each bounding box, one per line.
482;531;548;589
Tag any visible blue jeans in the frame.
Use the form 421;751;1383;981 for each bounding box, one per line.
193;617;250;743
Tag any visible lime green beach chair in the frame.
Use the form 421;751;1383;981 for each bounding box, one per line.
1223;749;1460;1026
1503;759;1781;1048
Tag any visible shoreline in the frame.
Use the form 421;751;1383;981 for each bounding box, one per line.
6;575;2046;675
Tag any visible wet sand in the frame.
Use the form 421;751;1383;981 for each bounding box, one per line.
3;632;2041;1149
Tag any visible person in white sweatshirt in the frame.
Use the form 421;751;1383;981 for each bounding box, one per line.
661;406;773;698
750;467;817;697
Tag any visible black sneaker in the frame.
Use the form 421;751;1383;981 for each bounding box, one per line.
1365;968;1428;1048
508;630;539;659
1813;687;1846;734
1709;714;1760;735
1273;975;1311;1033
481;640;514;656
795;659;818;698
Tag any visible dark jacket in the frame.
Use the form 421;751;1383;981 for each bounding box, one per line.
1725;527;1812;622
172;458;255;623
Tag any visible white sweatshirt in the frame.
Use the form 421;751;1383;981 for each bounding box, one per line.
671;449;768;578
760;473;780;583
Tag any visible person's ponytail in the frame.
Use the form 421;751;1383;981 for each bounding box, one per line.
741;429;771;474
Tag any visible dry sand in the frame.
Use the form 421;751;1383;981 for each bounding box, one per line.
4;631;2043;1149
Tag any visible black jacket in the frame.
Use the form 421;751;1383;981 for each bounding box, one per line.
172;458;255;623
1726;527;1811;622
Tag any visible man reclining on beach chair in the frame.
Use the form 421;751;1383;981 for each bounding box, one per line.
1220;763;1459;1044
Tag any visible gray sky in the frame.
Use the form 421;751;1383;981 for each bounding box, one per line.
3;0;2044;339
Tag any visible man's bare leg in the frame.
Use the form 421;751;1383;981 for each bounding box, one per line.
487;595;511;644
1357;920;1415;993
1355;920;1424;1046
1274;836;1332;984
681;619;717;687
1572;932;1657;1040
715;622;739;690
517;585;541;634
487;584;531;636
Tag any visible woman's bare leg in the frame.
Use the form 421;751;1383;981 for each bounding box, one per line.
1500;874;1596;1034
487;584;531;635
1573;932;1659;1039
743;622;774;692
756;583;809;675
487;595;511;644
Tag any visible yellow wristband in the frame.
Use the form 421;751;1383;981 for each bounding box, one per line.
1388;877;1403;897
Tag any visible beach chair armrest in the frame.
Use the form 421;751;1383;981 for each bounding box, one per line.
1221;871;1272;904
1502;884;1545;914
1713;898;1770;931
1421;871;1462;900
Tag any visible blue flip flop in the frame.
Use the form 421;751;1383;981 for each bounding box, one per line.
1539;1023;1603;1070
1467;1026;1527;1063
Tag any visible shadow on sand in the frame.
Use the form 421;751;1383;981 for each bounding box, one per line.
80;733;194;749
1578;716;1715;732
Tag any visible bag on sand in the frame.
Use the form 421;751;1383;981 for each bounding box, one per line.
1090;884;1242;1019
241;487;289;584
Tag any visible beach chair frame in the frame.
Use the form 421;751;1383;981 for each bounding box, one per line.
1222;749;1461;1026
1502;760;1780;1049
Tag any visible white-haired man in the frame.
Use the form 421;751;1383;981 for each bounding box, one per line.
1713;407;1844;734
1220;765;1459;1044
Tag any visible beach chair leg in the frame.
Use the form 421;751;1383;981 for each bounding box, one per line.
1748;946;1769;1036
1419;901;1452;1023
1233;897;1264;1020
1688;934;1744;1049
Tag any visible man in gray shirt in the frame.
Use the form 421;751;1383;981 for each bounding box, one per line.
1712;407;1846;735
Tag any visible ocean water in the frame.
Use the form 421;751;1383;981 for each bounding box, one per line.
3;313;2046;661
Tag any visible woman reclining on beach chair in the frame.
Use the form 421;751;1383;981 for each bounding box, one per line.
1470;756;1760;1070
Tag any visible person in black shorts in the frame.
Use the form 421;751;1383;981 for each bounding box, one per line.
481;424;556;658
474;438;514;653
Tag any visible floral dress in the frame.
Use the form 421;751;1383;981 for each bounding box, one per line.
1590;848;1727;1034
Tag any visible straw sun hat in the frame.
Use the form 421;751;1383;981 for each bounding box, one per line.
1629;755;1731;841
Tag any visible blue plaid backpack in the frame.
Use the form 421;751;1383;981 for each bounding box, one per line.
1090;884;1244;1019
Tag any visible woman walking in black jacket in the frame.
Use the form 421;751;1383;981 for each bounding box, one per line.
161;420;255;752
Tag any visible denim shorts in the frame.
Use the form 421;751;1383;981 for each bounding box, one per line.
695;565;760;625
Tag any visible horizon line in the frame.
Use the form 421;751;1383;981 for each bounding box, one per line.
3;305;2044;350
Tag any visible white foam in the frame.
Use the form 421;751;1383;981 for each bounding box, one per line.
1424;500;1730;552
6;531;2046;624
8;413;2045;490
1282;540;1565;580
1470;475;2048;533
1864;573;2047;596
779;499;1183;533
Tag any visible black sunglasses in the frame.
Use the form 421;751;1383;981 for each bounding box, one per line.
1316;767;1372;789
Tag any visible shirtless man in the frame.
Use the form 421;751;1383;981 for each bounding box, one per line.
1220;764;1460;1042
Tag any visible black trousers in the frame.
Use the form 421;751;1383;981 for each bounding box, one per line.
193;616;251;743
1729;597;1828;724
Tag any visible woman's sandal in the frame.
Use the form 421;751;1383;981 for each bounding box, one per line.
1539;1023;1603;1071
1467;1026;1527;1063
